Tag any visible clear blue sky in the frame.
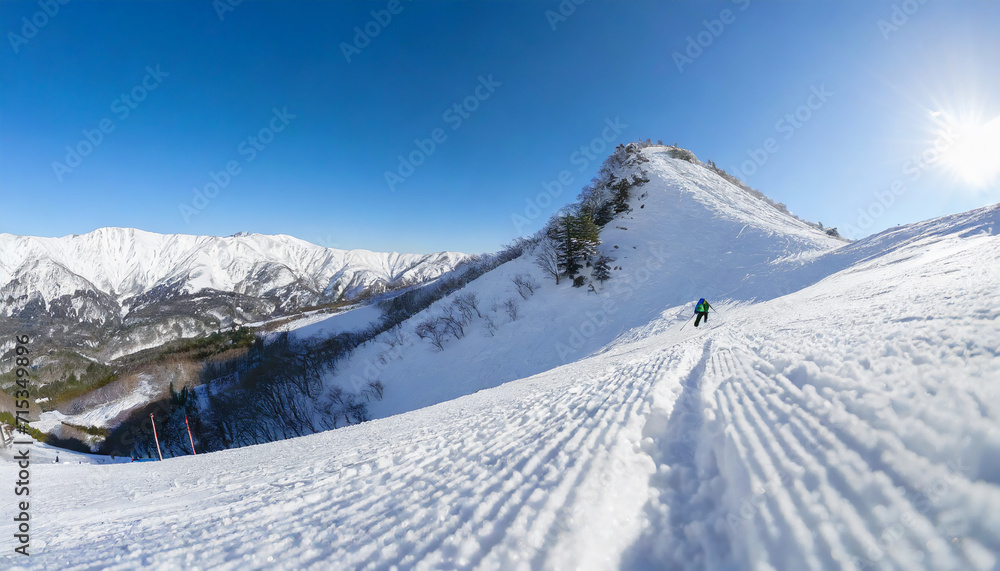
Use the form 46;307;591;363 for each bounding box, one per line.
2;0;998;254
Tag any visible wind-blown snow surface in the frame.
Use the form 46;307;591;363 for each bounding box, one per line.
4;150;998;570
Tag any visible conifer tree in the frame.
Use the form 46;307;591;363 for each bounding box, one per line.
554;214;582;278
593;254;613;283
575;207;601;264
550;209;602;280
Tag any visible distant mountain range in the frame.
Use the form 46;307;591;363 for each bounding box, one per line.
0;228;469;361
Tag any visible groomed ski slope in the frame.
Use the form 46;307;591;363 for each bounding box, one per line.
5;202;999;570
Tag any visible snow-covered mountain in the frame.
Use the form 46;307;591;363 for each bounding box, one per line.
0;228;468;360
324;146;848;421
4;146;997;570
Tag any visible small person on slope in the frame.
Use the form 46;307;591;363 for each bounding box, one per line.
694;298;712;327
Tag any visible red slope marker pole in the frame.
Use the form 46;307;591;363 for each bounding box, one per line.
150;413;163;461
185;415;197;455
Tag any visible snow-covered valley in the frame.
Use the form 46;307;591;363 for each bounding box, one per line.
2;147;998;570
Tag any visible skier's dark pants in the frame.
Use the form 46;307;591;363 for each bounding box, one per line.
694;311;708;327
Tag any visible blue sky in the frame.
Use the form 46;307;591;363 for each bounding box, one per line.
2;0;998;254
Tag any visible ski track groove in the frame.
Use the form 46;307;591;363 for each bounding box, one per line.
730;356;862;568
468;361;647;569
504;369;650;569
728;364;833;569
346;353;651;570
749;349;949;569
719;376;820;569
761;367;976;569
707;331;988;570
625;338;718;569
732;363;881;568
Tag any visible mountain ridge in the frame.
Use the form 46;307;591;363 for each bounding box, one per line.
0;228;469;364
0;227;467;302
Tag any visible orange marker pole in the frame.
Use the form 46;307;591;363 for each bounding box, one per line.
185;415;197;455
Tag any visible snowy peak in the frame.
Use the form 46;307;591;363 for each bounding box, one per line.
586;145;843;305
640;147;838;251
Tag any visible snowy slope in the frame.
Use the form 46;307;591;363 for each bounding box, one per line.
328;147;844;420
277;304;384;340
4;200;998;570
32;374;164;432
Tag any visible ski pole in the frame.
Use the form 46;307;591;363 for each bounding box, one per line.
679;313;696;331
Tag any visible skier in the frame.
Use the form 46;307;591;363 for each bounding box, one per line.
694;298;712;327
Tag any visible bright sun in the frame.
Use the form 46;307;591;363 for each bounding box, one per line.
937;114;1000;187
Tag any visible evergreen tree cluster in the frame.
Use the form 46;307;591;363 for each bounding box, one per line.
548;210;601;280
578;141;651;225
533;141;651;286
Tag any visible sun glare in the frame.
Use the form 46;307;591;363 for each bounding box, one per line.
937;114;1000;187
